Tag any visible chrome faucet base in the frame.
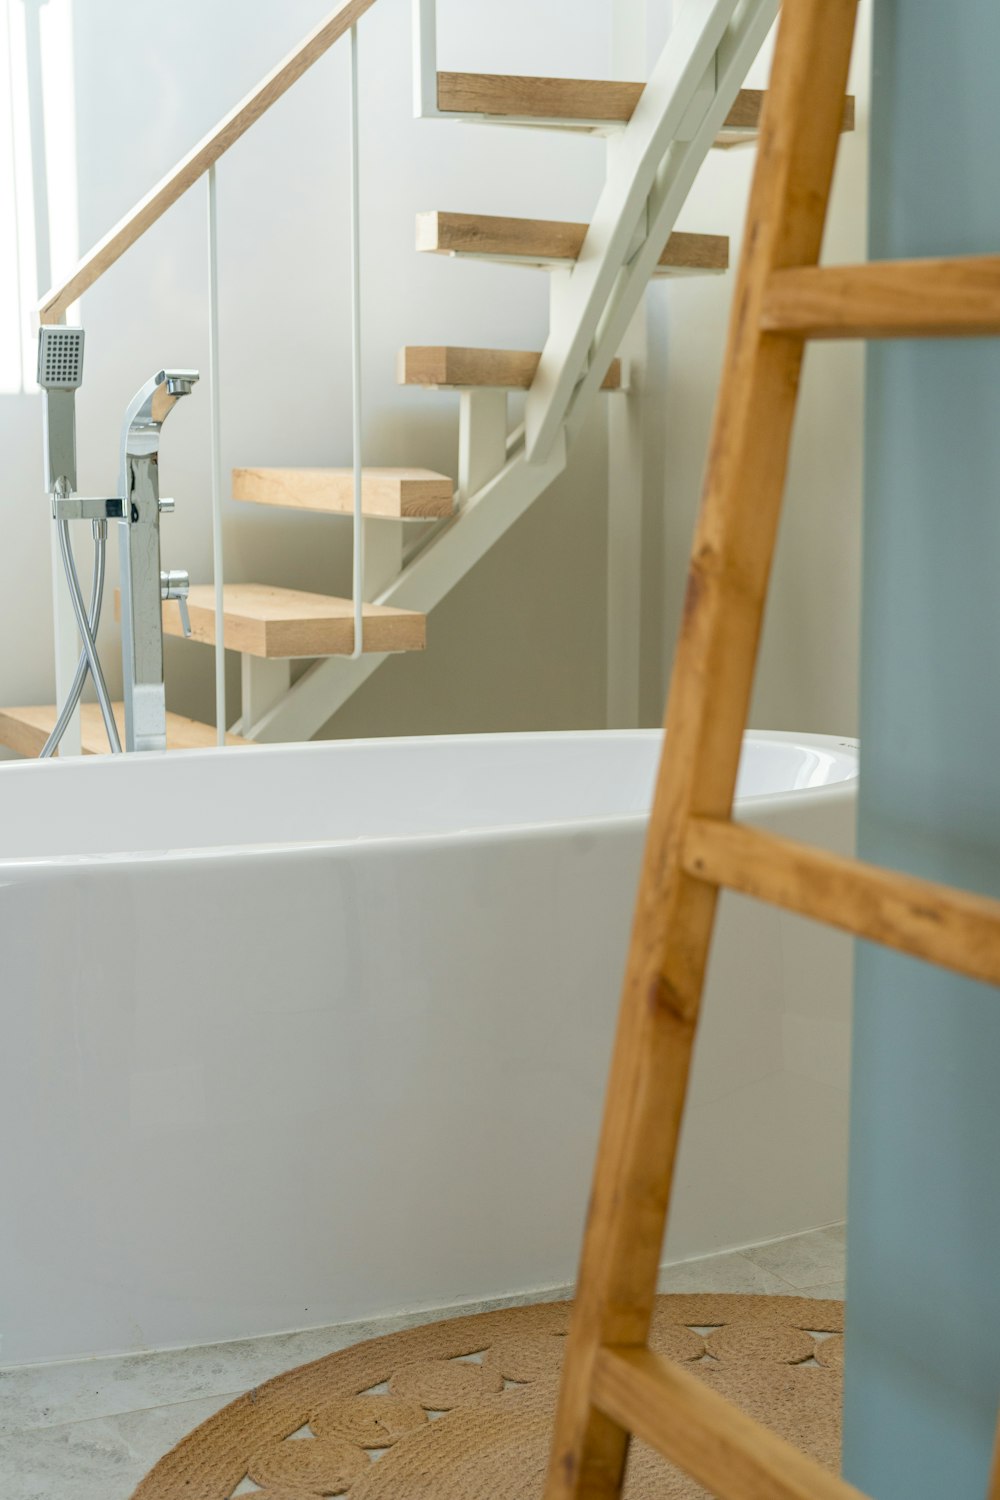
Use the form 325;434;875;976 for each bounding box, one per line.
118;369;199;753
127;682;170;755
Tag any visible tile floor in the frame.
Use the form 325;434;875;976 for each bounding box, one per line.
0;1223;845;1500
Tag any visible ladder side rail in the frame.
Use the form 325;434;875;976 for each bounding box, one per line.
988;1410;1000;1500
542;7;860;1500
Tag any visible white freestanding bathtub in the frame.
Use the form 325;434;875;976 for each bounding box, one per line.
0;730;857;1365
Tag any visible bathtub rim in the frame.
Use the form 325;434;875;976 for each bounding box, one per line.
0;728;858;873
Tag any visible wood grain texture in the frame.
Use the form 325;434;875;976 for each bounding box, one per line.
232;466;455;519
398;345;621;390
715;87;855;148
0;703;246;755
416;211;728;273
988;1412;1000;1500
438;71;645;123
150;583;426;657
592;1349;867;1500
542;8;860;1500
38;0;379;322
436;74;854;146
683;816;1000;988
761;256;1000;338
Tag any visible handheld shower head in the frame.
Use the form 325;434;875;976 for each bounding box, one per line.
38;326;85;390
38;326;86;495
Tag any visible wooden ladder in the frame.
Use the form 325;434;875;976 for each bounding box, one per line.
542;3;1000;1499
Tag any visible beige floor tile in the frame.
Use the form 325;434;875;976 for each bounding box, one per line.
0;1418;145;1500
801;1280;846;1300
658;1249;793;1296
742;1227;846;1289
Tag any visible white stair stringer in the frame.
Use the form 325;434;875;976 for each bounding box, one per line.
523;0;779;464
246;1;777;743
244;433;567;743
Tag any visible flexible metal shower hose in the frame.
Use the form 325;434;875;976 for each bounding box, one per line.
41;521;121;756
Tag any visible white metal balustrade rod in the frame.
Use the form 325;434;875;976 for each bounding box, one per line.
349;22;364;659
207;162;226;743
412;0;438;117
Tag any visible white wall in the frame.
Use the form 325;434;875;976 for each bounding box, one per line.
0;0;868;748
645;4;870;735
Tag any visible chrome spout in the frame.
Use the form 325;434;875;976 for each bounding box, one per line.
118;369;199;752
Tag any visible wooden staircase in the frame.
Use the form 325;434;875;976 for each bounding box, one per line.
192;172;724;742
5;0;858;758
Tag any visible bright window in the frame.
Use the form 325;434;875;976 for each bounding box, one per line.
0;0;78;395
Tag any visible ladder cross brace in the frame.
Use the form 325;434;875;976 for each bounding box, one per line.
683;817;1000;988
592;1347;869;1500
762;255;1000;339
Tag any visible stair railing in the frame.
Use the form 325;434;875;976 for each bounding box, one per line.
37;0;380;746
36;0;773;748
38;0;379;323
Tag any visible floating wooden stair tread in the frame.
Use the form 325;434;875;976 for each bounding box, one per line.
436;73;855;146
149;584;426;659
760;255;1000;339
0;703;246;757
416;211;727;274
232;467;454;519
398;345;622;390
437;71;644;128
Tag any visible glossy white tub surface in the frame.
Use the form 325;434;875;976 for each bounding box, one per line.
0;730;857;1364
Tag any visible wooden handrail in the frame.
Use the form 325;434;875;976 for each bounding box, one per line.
38;0;378;324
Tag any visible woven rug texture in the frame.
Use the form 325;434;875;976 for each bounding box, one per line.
131;1293;844;1500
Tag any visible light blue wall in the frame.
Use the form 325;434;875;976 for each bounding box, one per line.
843;3;1000;1496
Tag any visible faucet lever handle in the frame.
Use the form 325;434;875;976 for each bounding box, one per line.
161;569;192;638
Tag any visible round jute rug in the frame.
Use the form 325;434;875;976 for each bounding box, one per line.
131;1294;844;1500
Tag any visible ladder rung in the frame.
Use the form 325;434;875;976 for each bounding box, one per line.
683;817;1000;986
760;255;1000;339
592;1347;867;1500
